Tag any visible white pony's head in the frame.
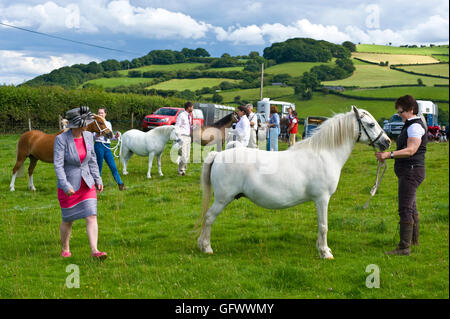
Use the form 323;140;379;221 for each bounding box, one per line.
352;106;391;151
169;126;182;144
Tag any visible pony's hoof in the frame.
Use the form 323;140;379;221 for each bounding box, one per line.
123;171;128;175
10;187;15;192
159;173;164;177
29;186;36;191
147;175;152;179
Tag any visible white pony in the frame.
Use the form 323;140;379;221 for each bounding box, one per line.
198;106;391;259
120;125;180;178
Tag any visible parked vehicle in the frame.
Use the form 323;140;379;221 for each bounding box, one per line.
256;98;295;118
383;100;436;138
302;116;328;139
194;103;235;127
142;107;204;131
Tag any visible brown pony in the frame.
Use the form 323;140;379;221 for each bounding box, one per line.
10;114;113;191
198;112;239;148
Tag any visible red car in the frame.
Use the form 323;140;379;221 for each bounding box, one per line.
142;107;204;131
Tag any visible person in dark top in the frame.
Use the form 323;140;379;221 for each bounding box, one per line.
375;95;427;256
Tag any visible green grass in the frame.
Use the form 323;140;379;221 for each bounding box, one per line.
206;66;244;72
433;55;449;62
399;64;449;78
265;61;336;77
322;64;449;88
0;133;448;298
357;44;449;56
202;86;295;104
81;77;154;89
148;78;241;91
117;63;205;75
341;86;449;101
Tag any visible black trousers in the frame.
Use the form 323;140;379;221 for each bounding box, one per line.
394;165;426;224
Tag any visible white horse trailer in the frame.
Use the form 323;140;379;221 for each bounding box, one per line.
257;98;295;118
194;103;236;127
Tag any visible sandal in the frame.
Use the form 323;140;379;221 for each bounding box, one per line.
61;250;71;258
91;251;108;260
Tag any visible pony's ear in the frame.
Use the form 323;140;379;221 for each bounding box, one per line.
351;105;359;113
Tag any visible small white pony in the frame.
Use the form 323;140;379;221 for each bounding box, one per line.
120;125;180;178
198;106;391;259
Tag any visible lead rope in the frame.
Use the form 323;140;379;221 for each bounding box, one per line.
363;160;387;209
101;132;122;158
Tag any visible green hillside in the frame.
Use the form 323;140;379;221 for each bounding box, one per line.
81;77;154;88
341;86;449;101
357;44;449;55
399;64;449;77
265;61;336;77
148;78;241;91
117;63;204;75
322;64;449;87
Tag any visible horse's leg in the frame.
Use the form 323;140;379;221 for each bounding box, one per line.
198;200;231;254
121;147;132;175
10;146;29;192
147;152;155;179
157;153;163;176
314;196;333;259
28;155;38;191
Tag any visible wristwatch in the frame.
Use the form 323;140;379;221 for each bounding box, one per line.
390;151;394;159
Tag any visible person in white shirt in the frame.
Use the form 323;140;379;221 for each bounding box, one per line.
93;108;125;191
232;105;251;147
175;102;194;176
246;104;258;148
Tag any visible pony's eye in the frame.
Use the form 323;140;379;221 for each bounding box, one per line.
369;123;375;128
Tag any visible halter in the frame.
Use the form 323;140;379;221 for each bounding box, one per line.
352;107;388;209
353;107;384;148
94;118;110;135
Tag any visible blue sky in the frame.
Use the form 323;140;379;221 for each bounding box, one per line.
1;0;448;85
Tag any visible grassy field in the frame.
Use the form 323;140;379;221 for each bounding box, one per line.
81;77;154;89
117;63;204;75
433;55;449;62
265;61;336;77
203;86;294;104
341;86;449;102
202;89;449;121
148;78;241;91
357;44;449;56
399;64;449;78
0;133;448;298
352;52;440;65
322;64;449;88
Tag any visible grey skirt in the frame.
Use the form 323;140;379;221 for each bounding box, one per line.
61;198;97;222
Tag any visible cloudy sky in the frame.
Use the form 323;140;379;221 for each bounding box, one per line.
1;0;448;85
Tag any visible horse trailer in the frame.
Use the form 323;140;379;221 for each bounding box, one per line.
194;103;236;127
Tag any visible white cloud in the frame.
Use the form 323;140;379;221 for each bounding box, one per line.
0;50;98;85
0;0;211;39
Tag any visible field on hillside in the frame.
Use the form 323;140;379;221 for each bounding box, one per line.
352;52;440;65
148;78;241;91
322;64;449;87
0;134;448;299
81;77;154;88
433;55;449;62
203;86;294;104
399;64;449;77
117;63;204;75
356;44;449;56
265;61;336;77
341;86;449;102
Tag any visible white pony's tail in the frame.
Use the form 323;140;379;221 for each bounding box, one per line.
198;151;218;229
15;140;25;178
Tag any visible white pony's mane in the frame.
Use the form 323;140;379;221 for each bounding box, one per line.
291;111;356;151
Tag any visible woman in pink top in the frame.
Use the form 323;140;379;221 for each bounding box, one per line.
54;106;107;260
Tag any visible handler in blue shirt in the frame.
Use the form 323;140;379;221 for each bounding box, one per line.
94;108;126;191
